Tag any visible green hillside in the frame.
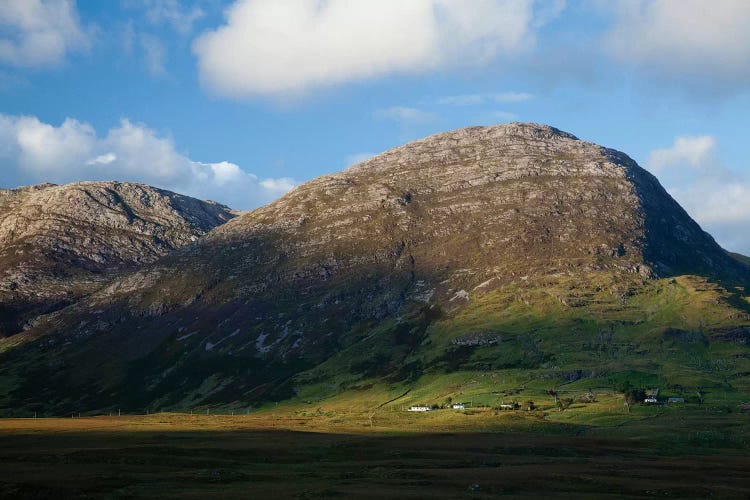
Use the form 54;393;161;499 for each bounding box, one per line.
270;273;750;416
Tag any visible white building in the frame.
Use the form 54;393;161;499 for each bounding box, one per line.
452;403;465;410
408;405;431;412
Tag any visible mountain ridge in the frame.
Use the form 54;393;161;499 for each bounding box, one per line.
0;180;237;336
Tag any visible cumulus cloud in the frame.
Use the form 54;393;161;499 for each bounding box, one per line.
86;153;117;166
193;0;559;98
259;177;297;193
603;0;750;90
670;179;750;255
646;135;716;171
437;92;533;106
0;0;90;68
646;135;750;254
0;113;295;210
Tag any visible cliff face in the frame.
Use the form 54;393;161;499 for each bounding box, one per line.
1;124;747;413
0;181;236;335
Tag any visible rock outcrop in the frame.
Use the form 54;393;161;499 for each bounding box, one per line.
0;181;236;335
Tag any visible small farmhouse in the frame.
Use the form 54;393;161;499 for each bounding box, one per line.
408;405;431;412
644;396;659;404
452;403;465;410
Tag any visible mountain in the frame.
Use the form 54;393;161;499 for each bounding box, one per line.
729;251;750;267
0;181;236;337
1;123;749;416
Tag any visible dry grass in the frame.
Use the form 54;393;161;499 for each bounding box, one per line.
1;407;749;498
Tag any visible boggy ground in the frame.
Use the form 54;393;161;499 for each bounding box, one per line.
0;411;748;499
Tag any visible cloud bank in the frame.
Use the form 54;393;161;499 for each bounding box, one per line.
647;135;716;172
0;0;90;68
0;114;295;210
646;135;750;254
604;0;750;91
193;0;555;98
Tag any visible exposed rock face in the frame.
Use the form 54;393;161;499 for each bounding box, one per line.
1;123;747;413
222;122;741;280
0;181;236;335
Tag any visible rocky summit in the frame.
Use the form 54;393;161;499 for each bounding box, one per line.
0;181;236;336
1;123;749;415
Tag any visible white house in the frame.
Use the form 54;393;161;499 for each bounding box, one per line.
644;396;659;404
408;405;431;412
452;403;465;410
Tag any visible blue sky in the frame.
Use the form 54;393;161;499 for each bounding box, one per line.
1;0;749;252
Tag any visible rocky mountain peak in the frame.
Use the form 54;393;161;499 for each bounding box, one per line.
216;122;743;281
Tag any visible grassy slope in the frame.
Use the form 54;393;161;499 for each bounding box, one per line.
279;274;750;417
1;272;747;421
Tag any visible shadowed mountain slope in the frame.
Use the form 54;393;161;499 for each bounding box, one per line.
729;252;750;267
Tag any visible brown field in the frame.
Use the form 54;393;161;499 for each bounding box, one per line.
0;412;749;499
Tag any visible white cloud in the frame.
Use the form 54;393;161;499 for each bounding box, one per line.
86;153;117;165
374;106;437;123
259;177;297;194
646;135;716;171
437;91;533;106
0;113;295;210
670;179;750;254
139;33;167;76
138;0;204;34
193;0;559;98
533;0;566;28
14;116;96;173
0;0;90;68
604;0;750;88
646;135;750;253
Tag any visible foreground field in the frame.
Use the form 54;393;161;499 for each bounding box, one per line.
1;409;749;499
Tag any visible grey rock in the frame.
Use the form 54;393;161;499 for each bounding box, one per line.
0;181;236;335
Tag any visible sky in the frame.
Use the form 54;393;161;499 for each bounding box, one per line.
0;0;749;252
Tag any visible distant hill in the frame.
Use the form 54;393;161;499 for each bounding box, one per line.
1;123;749;416
0;181;236;336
